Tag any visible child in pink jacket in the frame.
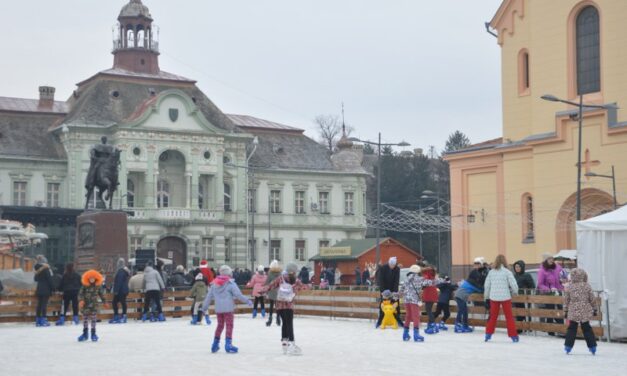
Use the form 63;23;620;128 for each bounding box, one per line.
246;265;267;318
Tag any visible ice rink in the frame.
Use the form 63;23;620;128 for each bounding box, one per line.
1;315;624;376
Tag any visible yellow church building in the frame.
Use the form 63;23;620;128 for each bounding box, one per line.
446;0;627;278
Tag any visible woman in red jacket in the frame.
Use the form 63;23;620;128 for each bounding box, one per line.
422;266;440;334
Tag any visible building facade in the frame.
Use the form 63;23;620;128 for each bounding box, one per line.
446;0;627;278
0;0;368;271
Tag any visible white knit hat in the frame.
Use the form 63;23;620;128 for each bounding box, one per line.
219;265;232;276
473;257;485;264
269;260;280;269
388;257;397;265
408;265;421;275
257;265;265;272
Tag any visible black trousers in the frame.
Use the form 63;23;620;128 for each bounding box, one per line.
279;309;295;341
143;290;162;314
253;296;265;311
425;302;436;324
376;298;402;327
267;299;275;317
36;294;50;318
112;293;128;315
565;321;597;349
62;291;79;316
433;302;451;321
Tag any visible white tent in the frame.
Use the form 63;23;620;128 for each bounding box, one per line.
576;205;627;340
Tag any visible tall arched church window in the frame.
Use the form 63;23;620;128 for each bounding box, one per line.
224;183;231;212
576;6;600;95
518;49;530;95
127;179;135;208
157;179;169;208
522;194;535;243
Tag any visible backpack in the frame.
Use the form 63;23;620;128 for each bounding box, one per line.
277;280;295;302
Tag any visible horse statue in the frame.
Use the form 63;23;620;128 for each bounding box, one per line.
84;136;121;210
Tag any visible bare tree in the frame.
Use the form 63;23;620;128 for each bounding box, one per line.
314;114;355;151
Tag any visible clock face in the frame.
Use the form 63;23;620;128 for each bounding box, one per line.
78;222;95;249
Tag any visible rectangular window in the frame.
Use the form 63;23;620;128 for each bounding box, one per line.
13;181;27;206
319;240;330;249
295;240;306;262
129;236;143;253
202;237;214;261
249;239;257;261
344;192;354;215
46;183;60;208
248;189;256;213
295;191;305;214
270;190;281;213
319;192;330;214
224;238;231;262
270;240;281;261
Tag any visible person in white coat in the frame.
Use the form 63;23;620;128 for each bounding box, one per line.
142;264;166;322
483;254;519;343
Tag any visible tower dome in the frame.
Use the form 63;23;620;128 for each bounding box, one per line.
119;0;152;20
112;0;160;74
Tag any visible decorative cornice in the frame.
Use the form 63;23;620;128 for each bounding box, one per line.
490;0;525;46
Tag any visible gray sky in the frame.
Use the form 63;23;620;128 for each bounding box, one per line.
0;0;504;153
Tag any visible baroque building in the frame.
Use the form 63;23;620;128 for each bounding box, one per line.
0;0;367;270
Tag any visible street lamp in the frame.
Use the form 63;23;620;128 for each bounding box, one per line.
585;165;617;209
541;94;618;220
349;133;410;266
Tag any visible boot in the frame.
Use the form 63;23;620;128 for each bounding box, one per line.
78;328;88;342
454;323;464;333
190;315;198;325
55;316;65;326
485;333;492;342
121;314;127;323
73;315;80;325
35;317;42;327
282;339;289;354
287;342;302;356
109;314;119;324
425;323;437;334
91;328;99;342
511;336;519;343
589;346;596;355
261;308;266;318
413;328;425;342
158;313;166;322
225;338;238;353
402;327;410;341
41;318;51;327
141;313;148;322
211;337;220;353
204;313;211;325
564;346;572;354
150;313;157;322
252;309;257;318
461;324;473;333
438;321;448;331
266;314;273;327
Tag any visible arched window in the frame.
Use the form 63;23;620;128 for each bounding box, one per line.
576;6;600;95
518;49;530;95
224;183;231;212
157;179;169;208
127;179;135;208
522;194;535;242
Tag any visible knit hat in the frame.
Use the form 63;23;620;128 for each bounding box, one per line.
382;290;392;299
116;258;126;270
473;257;485;264
81;269;104;287
195;273;204;281
388;257;397;265
541;253;553;262
176;265;184;273
200;260;208;266
408;264;421;275
269;260;279;269
219;265;232;276
285;262;298;274
257;265;265;272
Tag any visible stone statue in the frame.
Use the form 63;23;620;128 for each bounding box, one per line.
84;136;121;210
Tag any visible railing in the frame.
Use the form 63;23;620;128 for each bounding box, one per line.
128;208;223;224
112;40;159;53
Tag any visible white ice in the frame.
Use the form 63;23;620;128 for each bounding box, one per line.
1;316;624;376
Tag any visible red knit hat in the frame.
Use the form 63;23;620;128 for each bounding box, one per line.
200;260;208;266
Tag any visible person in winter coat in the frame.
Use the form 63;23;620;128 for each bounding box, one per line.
110;258;131;324
513;260;535;330
190;273;209;325
142;264;166;322
399;265;437;342
199;260;215;285
376;257;402;328
264;260;282;327
128;267;145;292
202;265;252;353
77;270;107;342
261;262;310;355
421;265;440;334
362;268;371;286
55;263;82;326
563;268;597;355
483;255;519;342
454;257;487;333
433;276;457;330
355;266;362;286
298;266;310;284
537;254;565;332
34;255;54;327
246;265;268;318
170;265;187;288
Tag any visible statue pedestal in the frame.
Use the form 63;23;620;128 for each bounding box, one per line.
75;210;128;282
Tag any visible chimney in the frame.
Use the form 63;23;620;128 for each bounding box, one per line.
38;86;55;109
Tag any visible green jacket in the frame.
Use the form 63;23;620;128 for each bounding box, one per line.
79;284;106;315
190;281;207;301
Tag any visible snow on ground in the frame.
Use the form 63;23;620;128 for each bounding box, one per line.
1;316;624;376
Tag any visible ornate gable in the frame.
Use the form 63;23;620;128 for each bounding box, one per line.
490;0;525;46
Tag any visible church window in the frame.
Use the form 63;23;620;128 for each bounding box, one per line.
522;194;535;243
576;6;600;95
518;49;530;95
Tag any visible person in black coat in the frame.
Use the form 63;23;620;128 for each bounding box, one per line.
298;266;310;284
55;263;82;325
34;255;54;326
355;266;362;286
362;268;371;286
170;265;188;288
433;276;457;328
375;257;402;327
110;258;131;323
513;260;535;331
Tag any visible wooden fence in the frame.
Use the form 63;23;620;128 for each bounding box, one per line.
0;288;604;337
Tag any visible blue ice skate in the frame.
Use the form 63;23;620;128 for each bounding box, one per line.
225;338;238;353
413;328;425;342
211;337;220;353
402;327;410;341
78;328;88;342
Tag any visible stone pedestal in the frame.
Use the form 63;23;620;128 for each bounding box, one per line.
75;210;128;283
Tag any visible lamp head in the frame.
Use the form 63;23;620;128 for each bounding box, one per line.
603;103;620;110
347;137;360;142
398;141;410;147
541;94;560;102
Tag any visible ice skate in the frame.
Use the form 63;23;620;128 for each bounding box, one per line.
511;336;519;343
90;329;99;342
485;333;492;342
287;342;302;356
425;323;437;334
438;321;448;331
261;308;266;318
564;346;572;354
211;337;220;353
73;315;80;325
252;309;257;318
77;328;88;342
120;314;127;323
413;328;425;342
454;323;464;333
589;346;596;355
461;324;473;333
157;313;166;322
225;338;238;353
55;316;65;326
204;314;211;325
281;339;289;354
108;314;119;324
402;327;410;341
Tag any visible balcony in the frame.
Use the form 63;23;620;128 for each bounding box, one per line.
112;39;160;53
128;208;223;226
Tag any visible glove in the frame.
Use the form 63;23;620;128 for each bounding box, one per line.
247;300;253;307
103;303;110;309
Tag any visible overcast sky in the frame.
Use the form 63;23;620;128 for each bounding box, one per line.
0;0;504;154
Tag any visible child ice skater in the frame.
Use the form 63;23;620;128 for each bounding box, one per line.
262;262;309;355
202;265;252;353
246;265;267;318
190;273;209;325
264;260;282;327
399;265;439;342
563;268;598;355
433;276;457;331
77;270;107;342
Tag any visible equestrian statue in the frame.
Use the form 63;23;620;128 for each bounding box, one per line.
84;136;120;210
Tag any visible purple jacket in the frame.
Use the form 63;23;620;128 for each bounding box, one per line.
537;264;564;293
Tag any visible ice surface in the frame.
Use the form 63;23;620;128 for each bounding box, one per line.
0;316;624;376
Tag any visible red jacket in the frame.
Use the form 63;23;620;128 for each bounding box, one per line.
421;268;439;303
200;266;215;285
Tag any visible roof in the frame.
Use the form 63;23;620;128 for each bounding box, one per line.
93;68;195;84
227;114;303;133
444;137;504;155
310;238;414;261
119;0;152;19
0;111;67;160
0;96;68;114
